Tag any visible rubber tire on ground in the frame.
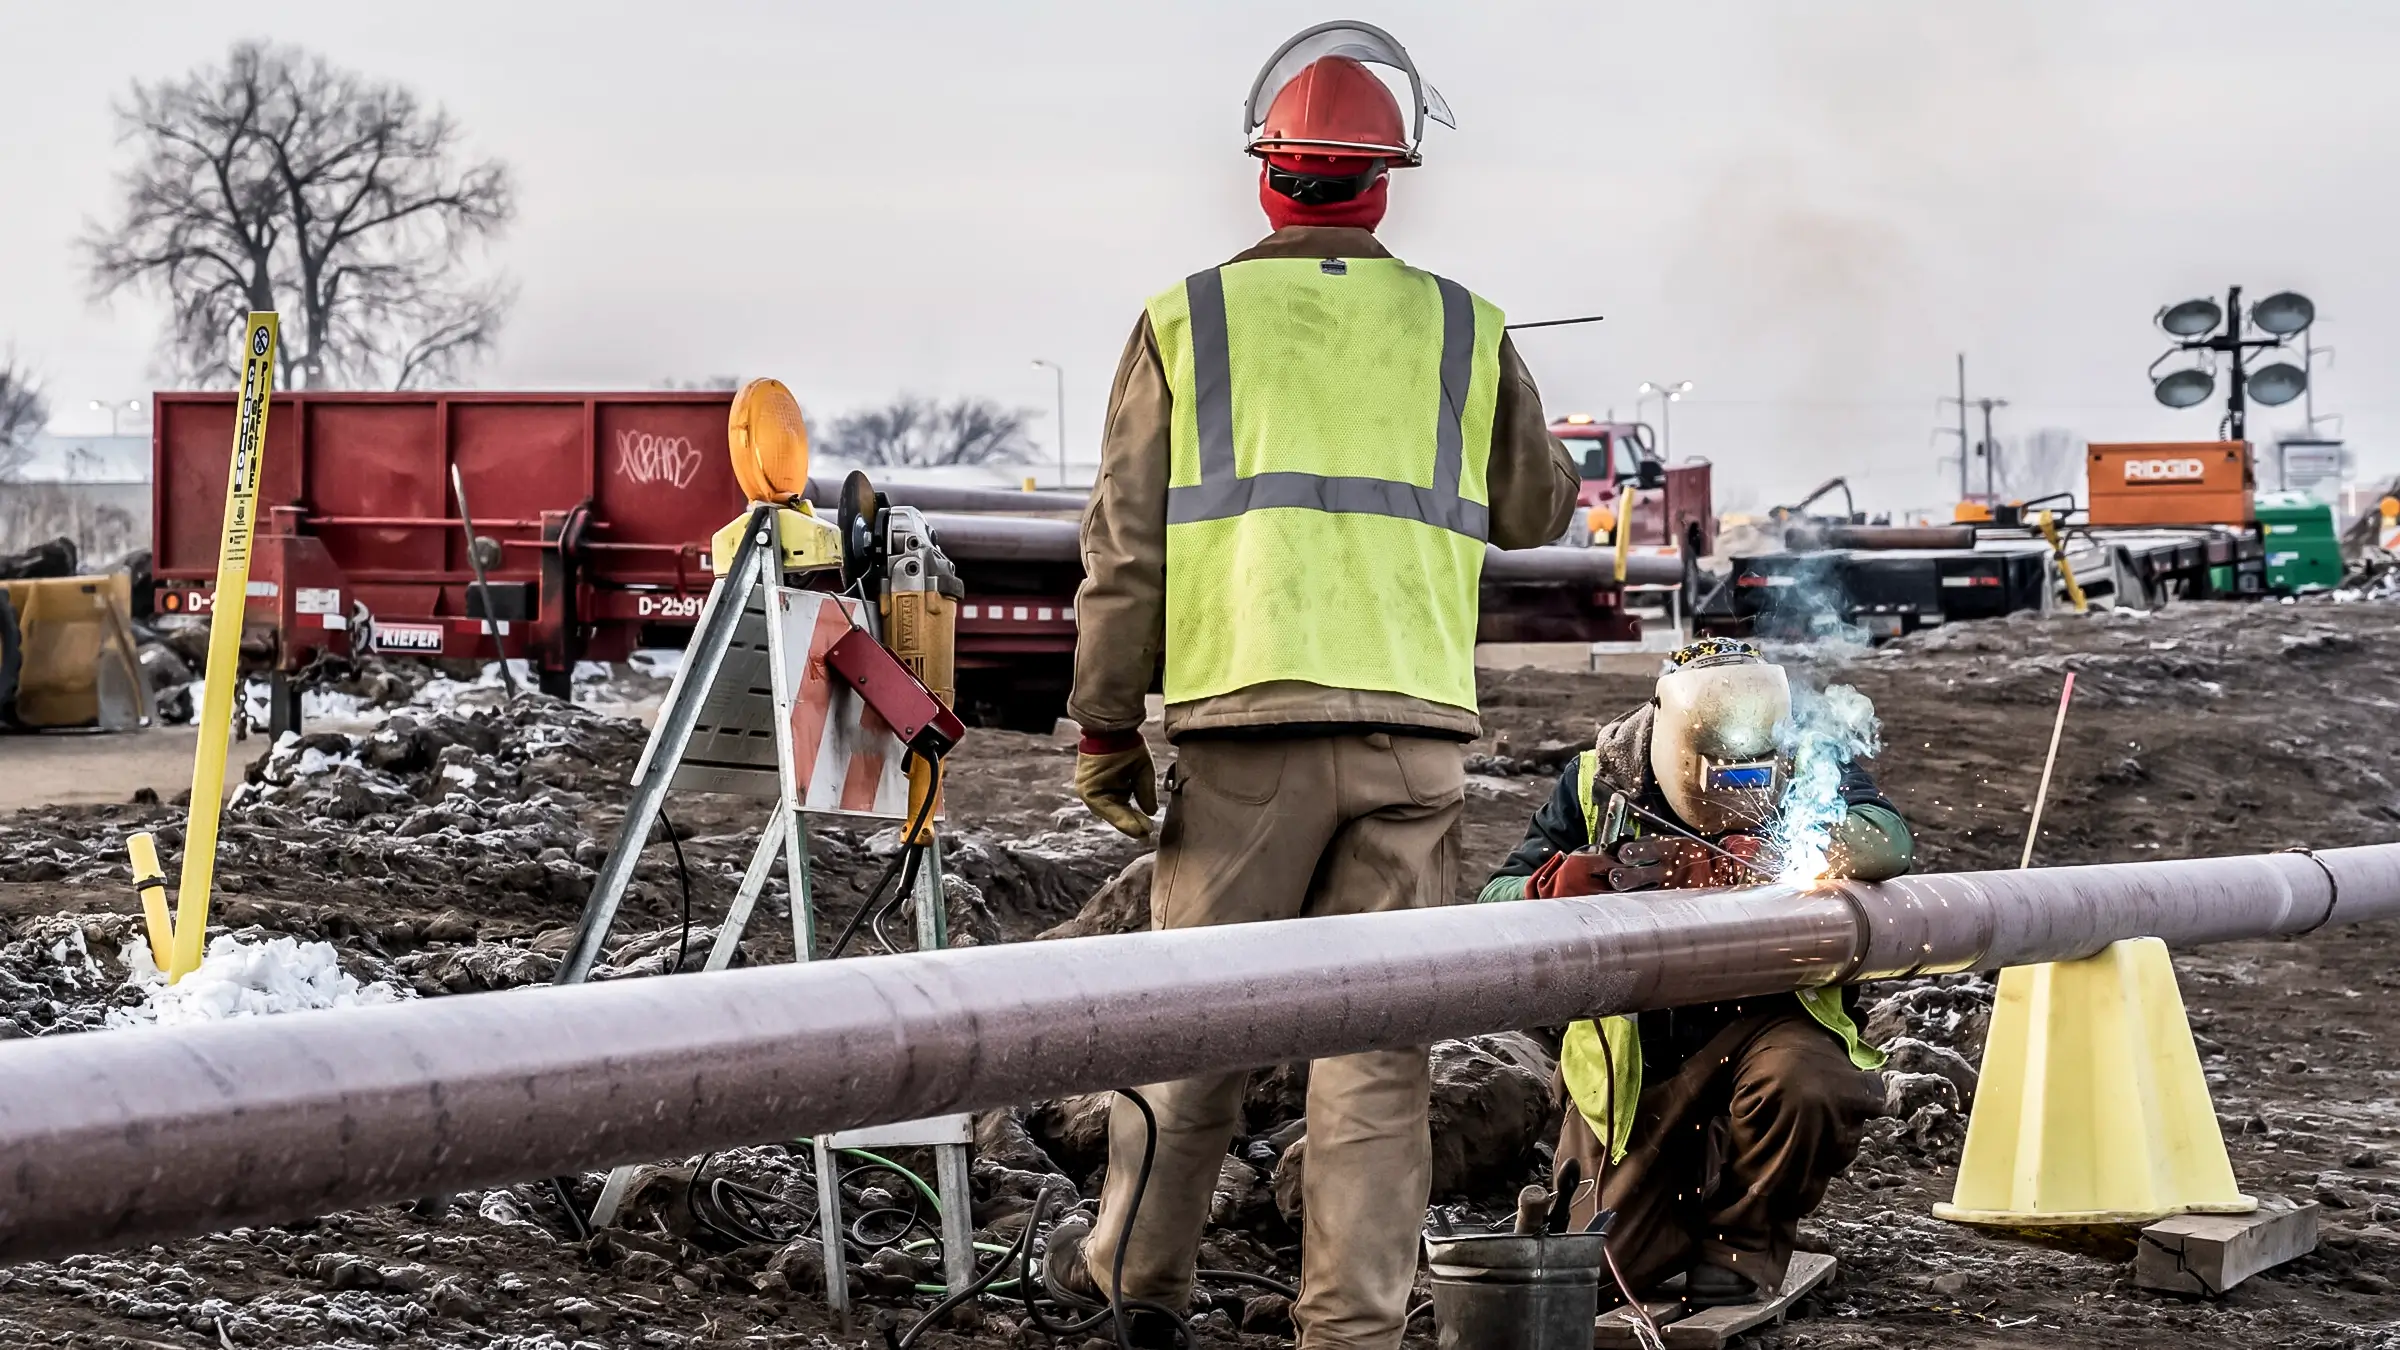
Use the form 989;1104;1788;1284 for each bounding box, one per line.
0;591;19;726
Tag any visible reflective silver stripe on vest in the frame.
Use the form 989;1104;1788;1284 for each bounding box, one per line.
1170;265;1489;540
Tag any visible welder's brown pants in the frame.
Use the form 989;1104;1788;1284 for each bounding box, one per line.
1083;733;1463;1350
1554;1006;1885;1298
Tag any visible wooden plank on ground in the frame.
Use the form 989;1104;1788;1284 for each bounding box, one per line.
1593;1297;1686;1347
2135;1195;2319;1297
1658;1252;1837;1349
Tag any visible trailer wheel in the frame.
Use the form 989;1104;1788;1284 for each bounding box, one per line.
0;591;19;725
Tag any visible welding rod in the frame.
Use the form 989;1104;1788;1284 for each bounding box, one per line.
1503;314;1606;332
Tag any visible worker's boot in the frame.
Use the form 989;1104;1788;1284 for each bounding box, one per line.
1041;1216;1104;1306
1040;1216;1182;1349
1683;1262;1761;1308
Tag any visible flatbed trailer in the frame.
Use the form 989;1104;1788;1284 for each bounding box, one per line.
151;391;1665;733
1701;524;2265;641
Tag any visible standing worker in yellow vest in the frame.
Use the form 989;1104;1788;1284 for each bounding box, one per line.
1047;21;1580;1349
1478;638;1913;1307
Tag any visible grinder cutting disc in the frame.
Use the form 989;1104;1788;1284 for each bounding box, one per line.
837;470;885;595
727;378;812;503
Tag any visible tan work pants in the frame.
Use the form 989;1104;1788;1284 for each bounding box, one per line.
1083;733;1464;1350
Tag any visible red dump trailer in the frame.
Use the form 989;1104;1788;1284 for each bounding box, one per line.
153;391;1659;733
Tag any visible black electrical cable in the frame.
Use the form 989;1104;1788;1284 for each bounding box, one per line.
868;843;926;956
889;1190;1046;1350
685;1151;791;1249
1013;1090;1193;1350
1594;1032;1664;1347
1194;1268;1297;1298
826;767;938;960
660;810;694;974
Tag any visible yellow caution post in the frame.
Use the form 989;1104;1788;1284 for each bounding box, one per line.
152;312;279;982
1934;937;2254;1226
2037;510;2088;614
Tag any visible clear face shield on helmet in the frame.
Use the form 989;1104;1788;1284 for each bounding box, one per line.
1243;20;1455;163
1649;653;1792;838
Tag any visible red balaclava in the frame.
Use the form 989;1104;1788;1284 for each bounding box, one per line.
1259;154;1390;232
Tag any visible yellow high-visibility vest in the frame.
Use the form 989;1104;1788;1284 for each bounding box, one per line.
1146;256;1503;711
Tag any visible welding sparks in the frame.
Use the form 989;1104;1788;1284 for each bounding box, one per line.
1771;683;1881;883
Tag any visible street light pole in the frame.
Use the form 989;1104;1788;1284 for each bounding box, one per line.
88;398;144;436
1030;360;1066;488
1636;380;1693;458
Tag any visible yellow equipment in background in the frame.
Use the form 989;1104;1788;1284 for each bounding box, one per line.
717;379;963;841
0;572;150;730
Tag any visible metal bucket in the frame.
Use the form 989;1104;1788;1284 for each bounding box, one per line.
1423;1229;1612;1350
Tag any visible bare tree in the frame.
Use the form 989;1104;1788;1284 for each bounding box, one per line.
85;42;515;390
0;351;50;482
1999;427;2085;503
820;395;1039;468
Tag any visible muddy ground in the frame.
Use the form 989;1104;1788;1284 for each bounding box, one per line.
3;599;2398;1349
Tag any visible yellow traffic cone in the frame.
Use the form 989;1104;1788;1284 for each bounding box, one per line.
1934;937;2255;1226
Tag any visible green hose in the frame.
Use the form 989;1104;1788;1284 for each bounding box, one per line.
834;1147;943;1210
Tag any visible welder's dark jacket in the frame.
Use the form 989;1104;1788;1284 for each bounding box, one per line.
1479;704;1914;1160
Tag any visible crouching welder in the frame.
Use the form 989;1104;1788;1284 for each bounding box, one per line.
1478;638;1914;1307
1047;20;1580;1350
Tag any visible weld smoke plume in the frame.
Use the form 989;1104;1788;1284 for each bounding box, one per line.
1772;682;1880;882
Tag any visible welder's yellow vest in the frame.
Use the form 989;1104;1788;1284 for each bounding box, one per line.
1557;750;1886;1162
1145;257;1504;711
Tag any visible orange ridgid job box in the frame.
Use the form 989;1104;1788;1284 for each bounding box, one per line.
2086;441;2254;526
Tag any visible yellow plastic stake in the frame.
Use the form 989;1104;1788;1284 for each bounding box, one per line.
168;312;279;981
127;831;172;972
1612;495;1633;583
2037;510;2088;614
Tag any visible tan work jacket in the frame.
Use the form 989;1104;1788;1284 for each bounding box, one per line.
1069;226;1581;742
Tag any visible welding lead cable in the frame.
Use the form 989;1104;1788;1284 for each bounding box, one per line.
825;773;939;960
1594;1033;1667;1350
1017;1091;1193;1348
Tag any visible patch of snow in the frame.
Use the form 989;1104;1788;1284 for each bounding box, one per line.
627;648;683;679
109;934;407;1028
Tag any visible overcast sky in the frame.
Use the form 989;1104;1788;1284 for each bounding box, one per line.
4;0;2396;511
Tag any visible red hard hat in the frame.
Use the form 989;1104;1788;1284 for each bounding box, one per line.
1243;22;1453;167
1250;55;1408;163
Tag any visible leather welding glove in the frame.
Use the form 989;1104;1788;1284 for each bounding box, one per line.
1823;804;1915;883
1074;731;1158;838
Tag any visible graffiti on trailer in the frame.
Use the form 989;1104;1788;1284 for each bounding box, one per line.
615;430;703;490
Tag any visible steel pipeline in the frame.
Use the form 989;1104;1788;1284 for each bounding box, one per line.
3;845;2392;1262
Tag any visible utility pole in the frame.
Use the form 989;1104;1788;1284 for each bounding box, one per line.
1936;354;1972;503
1974;397;2010;503
1030;359;1066;487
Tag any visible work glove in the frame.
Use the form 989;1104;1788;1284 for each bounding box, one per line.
1074;729;1158;838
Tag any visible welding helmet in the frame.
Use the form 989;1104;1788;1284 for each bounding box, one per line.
1650;638;1790;837
1245;21;1454;167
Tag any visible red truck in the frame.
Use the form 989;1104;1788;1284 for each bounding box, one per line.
1546;415;1716;558
153;392;1671;734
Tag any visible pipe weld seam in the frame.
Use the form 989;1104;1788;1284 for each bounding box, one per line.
2279;846;2340;934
